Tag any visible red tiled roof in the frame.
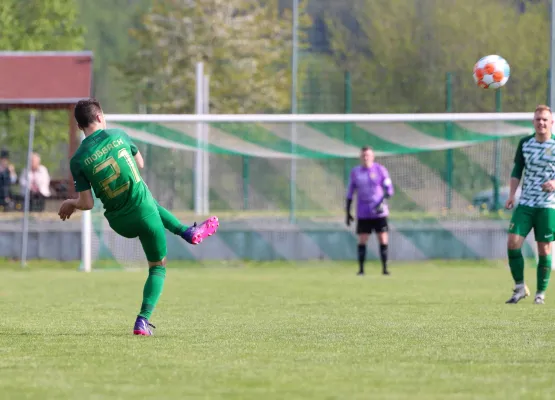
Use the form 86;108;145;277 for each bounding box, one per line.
0;51;93;109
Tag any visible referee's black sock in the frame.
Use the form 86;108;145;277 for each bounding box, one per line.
380;244;389;274
357;244;366;274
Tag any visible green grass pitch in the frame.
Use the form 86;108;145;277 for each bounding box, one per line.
1;259;554;400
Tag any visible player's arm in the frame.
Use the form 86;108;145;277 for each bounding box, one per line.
374;167;394;213
507;139;524;209
59;159;93;220
382;167;394;198
509;140;524;191
59;190;94;221
72;190;94;210
134;151;144;169
345;169;356;226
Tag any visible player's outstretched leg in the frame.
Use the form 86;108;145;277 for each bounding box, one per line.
156;202;188;234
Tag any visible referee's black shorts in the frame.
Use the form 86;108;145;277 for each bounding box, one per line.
356;217;389;234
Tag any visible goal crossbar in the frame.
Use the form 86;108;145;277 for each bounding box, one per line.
104;112;534;123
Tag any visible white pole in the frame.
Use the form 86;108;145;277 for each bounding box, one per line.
549;2;555;261
289;0;299;223
551;0;555;109
203;74;210;215
81;206;92;272
547;0;555;268
291;0;298;111
194;62;204;215
78;131;92;272
21;111;36;267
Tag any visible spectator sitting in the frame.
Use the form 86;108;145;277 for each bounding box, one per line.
0;150;17;211
20;152;51;212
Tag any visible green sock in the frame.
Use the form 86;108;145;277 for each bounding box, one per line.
537;255;552;293
156;203;187;235
139;266;166;320
508;248;524;284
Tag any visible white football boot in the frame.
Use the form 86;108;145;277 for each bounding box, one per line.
534;292;545;305
505;284;530;304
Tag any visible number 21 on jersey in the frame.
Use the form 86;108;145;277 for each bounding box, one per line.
93;148;141;199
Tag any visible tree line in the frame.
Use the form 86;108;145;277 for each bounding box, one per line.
0;0;550;174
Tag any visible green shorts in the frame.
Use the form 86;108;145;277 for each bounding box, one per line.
509;205;555;242
109;211;167;262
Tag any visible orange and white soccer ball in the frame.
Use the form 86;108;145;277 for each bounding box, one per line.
473;55;510;89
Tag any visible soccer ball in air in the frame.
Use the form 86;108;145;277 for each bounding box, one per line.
473;55;510;89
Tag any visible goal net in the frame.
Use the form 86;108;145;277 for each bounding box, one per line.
80;112;544;271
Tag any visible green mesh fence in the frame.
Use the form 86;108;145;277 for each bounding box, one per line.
107;119;532;217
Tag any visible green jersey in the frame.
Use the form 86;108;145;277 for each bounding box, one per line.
512;134;555;209
70;128;156;221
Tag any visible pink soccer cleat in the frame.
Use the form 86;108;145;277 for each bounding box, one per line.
181;216;219;245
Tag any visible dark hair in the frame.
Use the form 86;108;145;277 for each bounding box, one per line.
0;149;9;159
74;98;103;129
361;146;373;152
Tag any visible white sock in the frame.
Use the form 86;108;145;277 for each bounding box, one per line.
515;283;525;290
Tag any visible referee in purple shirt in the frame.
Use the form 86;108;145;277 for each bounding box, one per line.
346;146;394;276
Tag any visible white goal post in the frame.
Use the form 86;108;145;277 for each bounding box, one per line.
104;112;535;123
79;111;539;272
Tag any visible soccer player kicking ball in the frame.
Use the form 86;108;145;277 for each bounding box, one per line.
346;146;394;276
58;98;219;335
505;104;555;305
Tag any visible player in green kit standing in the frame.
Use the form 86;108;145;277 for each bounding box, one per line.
505;104;555;304
58;98;219;335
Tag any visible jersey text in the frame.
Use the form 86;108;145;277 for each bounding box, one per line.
84;139;125;166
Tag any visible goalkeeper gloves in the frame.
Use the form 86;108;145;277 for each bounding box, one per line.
346;199;354;226
375;188;391;214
